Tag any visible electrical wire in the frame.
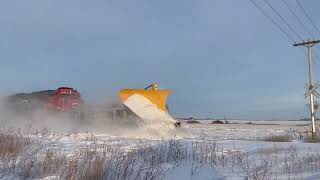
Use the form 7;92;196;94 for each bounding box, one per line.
295;0;320;37
250;0;320;64
263;0;304;41
281;0;315;39
249;0;296;43
283;0;320;57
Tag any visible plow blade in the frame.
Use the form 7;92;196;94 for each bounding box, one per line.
119;89;170;112
119;86;180;127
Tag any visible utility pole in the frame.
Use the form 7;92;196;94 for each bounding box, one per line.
294;40;320;142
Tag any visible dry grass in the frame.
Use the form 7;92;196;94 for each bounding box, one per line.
1;129;320;179
264;134;292;142
302;132;320;143
0;131;31;158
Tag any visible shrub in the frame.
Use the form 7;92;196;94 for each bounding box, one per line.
264;134;292;142
302;133;320;143
186;120;201;124
211;120;224;124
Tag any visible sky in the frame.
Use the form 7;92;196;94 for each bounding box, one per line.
1;0;320;120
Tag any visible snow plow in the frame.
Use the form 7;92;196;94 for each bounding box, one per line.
119;84;180;127
5;84;180;127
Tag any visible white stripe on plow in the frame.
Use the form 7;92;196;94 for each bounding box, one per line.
123;94;178;128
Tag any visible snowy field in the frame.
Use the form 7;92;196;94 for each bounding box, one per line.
0;119;320;179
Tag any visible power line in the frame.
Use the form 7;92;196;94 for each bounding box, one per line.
313;51;320;63
295;0;320;53
282;0;320;57
281;0;315;39
249;0;320;64
249;0;296;43
299;47;320;64
263;0;304;41
295;0;320;37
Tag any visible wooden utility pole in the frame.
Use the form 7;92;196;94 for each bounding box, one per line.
294;40;320;142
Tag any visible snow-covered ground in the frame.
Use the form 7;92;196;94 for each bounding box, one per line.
1;120;320;179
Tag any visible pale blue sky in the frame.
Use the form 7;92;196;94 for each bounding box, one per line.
1;0;320;119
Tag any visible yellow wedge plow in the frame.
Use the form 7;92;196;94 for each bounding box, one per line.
119;84;180;127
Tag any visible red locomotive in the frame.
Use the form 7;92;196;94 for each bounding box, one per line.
46;87;83;112
6;87;83;113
